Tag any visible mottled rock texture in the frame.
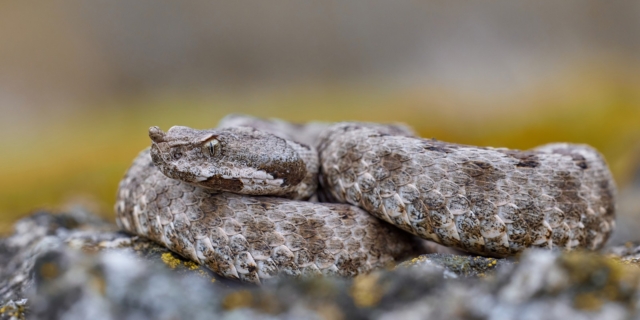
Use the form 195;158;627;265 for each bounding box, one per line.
2;209;640;320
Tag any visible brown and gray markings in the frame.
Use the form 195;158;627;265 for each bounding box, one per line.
116;149;418;284
149;125;314;199
318;123;616;257
115;116;617;284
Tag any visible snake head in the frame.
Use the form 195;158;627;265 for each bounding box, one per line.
149;125;307;195
149;126;166;143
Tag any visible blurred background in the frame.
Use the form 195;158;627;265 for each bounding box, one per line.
1;0;639;239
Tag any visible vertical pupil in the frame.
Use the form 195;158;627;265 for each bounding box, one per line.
208;142;214;155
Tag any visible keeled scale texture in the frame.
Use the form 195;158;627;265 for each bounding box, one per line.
217;114;417;150
115;149;417;284
318;124;616;257
217;114;331;147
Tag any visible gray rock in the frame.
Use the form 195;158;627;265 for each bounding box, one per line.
608;186;640;246
2;209;640;319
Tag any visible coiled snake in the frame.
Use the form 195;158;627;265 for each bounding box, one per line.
115;115;616;284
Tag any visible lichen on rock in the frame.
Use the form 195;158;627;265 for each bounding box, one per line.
2;209;640;319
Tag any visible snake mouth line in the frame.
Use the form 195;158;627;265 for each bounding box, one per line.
194;167;278;181
238;177;285;186
195;175;284;186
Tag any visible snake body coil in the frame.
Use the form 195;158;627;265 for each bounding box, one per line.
115;116;616;283
318;124;615;257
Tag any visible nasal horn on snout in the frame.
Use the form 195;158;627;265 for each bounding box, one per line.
149;126;166;143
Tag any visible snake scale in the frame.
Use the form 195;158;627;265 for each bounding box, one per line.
115;115;616;284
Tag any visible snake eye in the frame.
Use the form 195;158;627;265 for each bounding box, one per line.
170;147;183;160
203;138;221;157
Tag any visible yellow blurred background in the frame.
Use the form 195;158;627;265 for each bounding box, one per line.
1;0;639;234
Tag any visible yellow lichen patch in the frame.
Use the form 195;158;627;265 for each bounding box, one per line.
350;272;383;308
222;290;253;311
39;262;60;280
200;272;216;283
574;292;604;311
184;260;200;270
88;268;107;295
410;256;424;265
398;255;427;268
0;304;26;320
161;252;182;269
80;244;101;254
316;303;344;320
615;254;640;269
194;269;210;279
398;254;503;277
254;293;282;315
559;251;640;311
304;277;340;300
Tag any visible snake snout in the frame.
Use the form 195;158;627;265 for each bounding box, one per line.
149;126;166;143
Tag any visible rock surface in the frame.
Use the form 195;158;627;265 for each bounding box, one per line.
2;209;640;319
